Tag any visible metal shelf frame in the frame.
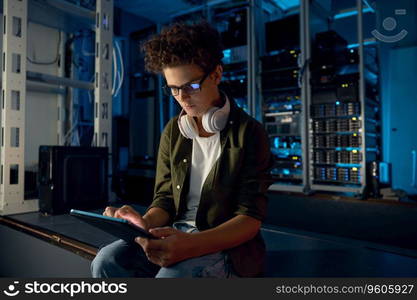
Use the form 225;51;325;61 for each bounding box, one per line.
0;0;113;215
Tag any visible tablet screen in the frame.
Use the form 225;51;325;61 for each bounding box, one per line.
70;209;156;240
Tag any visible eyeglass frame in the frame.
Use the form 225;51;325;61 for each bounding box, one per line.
162;71;211;97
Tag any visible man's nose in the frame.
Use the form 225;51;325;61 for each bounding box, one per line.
178;89;191;101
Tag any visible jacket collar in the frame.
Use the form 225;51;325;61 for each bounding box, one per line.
220;94;240;149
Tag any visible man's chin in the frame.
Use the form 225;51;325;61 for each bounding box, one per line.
184;106;201;117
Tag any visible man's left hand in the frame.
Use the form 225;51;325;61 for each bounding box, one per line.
135;227;194;267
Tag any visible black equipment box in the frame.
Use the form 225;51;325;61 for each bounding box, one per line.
311;30;353;69
38;146;109;215
265;15;299;52
219;10;247;49
261;49;300;71
312;73;360;103
262;68;299;90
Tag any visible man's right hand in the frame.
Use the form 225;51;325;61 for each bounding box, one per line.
103;205;149;231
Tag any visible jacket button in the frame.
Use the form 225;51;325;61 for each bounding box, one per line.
176;185;180;190
183;159;187;163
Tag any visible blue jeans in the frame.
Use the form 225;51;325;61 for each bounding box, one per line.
91;223;238;278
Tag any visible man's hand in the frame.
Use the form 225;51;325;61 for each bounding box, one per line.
135;227;194;267
103;205;149;230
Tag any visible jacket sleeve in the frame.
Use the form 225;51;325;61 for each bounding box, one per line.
233;121;274;221
146;119;177;220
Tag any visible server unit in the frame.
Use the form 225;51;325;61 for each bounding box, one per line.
38;146;108;214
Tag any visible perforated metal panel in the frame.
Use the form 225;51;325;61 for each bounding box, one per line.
0;0;38;215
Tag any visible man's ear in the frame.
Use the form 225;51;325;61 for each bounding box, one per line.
212;64;223;85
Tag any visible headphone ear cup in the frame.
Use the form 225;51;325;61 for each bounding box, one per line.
202;107;219;133
179;114;198;139
211;108;229;132
202;96;230;133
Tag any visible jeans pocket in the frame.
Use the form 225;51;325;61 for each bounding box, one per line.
197;257;227;278
195;253;237;278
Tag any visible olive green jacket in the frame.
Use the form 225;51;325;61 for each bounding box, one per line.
148;97;274;277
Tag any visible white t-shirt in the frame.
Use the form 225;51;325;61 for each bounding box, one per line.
176;132;221;228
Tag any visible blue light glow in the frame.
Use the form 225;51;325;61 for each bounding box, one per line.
223;49;231;58
347;40;377;49
335;147;361;151
274;137;280;149
334;7;373;20
336;163;361;168
271;0;299;11
223;49;232;64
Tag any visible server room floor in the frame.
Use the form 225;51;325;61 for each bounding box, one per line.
1;197;417;277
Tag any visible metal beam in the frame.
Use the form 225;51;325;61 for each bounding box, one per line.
269;183;304;193
27;82;67;95
357;0;366;196
27;71;94;90
300;0;310;193
44;0;95;20
94;0;114;201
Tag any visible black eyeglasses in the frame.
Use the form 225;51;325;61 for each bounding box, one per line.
163;72;210;96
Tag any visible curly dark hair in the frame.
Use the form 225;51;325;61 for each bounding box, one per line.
141;21;224;74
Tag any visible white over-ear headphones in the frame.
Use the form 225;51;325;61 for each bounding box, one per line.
177;94;230;139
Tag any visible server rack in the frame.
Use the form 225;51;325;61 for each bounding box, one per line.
306;0;381;197
261;2;309;193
